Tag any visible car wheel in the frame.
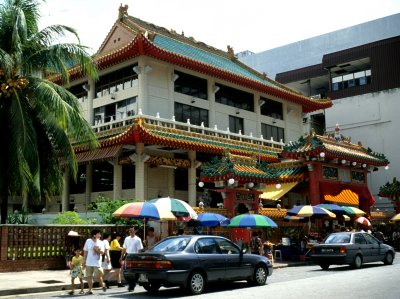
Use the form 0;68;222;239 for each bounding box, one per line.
248;265;267;286
320;263;330;270
351;255;362;269
384;252;394;265
187;271;206;295
142;281;161;293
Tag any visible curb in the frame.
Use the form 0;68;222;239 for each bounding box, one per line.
0;263;311;297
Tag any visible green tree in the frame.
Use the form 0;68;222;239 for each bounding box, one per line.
90;196;141;226
0;0;98;223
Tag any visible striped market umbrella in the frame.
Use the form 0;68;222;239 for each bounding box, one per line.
286;205;336;218
112;202;161;220
228;214;278;228
356;216;372;227
390;213;400;222
316;204;347;215
148;197;198;219
340;206;366;217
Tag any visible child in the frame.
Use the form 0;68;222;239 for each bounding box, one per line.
69;248;84;295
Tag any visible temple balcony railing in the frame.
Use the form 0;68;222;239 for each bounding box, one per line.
92;112;285;150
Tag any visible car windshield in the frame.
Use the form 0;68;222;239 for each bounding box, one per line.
324;233;351;244
149;236;191;253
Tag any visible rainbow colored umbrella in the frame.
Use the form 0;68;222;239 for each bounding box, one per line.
340;206;366;217
112;202;161;220
228;214;278;228
112;201;170;239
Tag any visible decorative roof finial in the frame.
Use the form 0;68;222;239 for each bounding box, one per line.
119;4;129;20
227;45;235;59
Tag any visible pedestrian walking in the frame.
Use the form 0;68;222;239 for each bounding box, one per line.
107;232;125;287
121;226;143;292
102;233;112;288
68;248;84;295
83;229;107;294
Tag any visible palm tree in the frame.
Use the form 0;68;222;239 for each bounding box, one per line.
0;0;98;223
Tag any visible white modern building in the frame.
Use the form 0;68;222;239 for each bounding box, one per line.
240;13;400;212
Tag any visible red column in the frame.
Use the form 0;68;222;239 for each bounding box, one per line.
223;191;235;215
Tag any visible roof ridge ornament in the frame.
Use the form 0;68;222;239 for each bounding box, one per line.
119;4;129;20
227;45;235;59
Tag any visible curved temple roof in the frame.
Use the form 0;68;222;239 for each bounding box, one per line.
282;128;389;167
63;5;332;113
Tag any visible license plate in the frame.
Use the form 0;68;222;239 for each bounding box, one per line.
321;248;334;253
139;274;148;282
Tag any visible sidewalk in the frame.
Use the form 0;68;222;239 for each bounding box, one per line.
0;261;309;297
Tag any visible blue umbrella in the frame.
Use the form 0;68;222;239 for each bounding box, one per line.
197;213;230;227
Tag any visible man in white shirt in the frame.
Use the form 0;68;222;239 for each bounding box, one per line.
121;226;143;292
83;229;106;294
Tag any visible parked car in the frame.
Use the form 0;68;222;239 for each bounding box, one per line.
311;231;395;270
122;235;273;295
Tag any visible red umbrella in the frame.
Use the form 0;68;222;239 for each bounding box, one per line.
355;216;371;227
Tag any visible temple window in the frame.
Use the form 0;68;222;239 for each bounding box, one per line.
260;97;283;120
323;166;338;180
175;168;188;191
93;97;137;125
261;123;284;143
95;64;138;98
122;164;135;189
351;171;365;183
92;162;113;192
229;115;244;134
174;102;209;126
68;84;88;103
174;71;208;100
215;83;254;112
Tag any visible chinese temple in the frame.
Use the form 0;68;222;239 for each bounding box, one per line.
18;5;389;229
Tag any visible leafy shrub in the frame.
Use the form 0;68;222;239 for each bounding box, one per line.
7;210;30;224
52;211;95;224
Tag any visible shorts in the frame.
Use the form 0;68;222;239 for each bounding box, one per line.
85;266;104;277
71;266;83;279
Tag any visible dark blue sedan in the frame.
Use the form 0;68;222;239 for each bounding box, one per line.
122;235;273;295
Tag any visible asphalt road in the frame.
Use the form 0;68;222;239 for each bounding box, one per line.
4;259;400;299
